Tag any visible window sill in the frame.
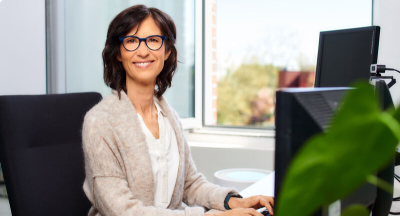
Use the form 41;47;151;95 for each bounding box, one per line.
189;126;275;138
184;127;275;151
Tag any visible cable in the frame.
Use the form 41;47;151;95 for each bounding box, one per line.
387;68;400;73
370;64;400;74
395;174;400;182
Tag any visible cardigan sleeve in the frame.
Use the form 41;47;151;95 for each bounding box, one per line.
82;114;205;216
170;110;240;211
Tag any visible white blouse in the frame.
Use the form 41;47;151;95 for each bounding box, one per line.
136;100;180;208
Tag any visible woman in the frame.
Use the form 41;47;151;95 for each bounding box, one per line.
82;5;274;216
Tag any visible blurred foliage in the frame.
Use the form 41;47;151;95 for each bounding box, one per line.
217;63;278;126
277;82;400;216
341;204;369;216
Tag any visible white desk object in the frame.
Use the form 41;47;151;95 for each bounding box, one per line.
206;171;275;214
214;168;271;191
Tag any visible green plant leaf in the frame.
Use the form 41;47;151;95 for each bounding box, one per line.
341;204;369;216
276;82;400;216
391;104;400;129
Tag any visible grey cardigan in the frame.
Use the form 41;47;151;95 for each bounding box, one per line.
82;90;237;216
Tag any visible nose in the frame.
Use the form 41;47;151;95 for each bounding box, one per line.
136;40;149;57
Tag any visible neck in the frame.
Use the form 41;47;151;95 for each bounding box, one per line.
126;80;156;119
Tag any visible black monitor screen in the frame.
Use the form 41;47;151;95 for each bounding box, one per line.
315;26;380;87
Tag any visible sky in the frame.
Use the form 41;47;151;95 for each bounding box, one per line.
216;0;372;73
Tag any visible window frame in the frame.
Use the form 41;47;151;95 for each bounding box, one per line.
45;0;66;94
180;0;204;129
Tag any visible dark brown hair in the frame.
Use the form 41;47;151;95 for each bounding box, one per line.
103;5;177;99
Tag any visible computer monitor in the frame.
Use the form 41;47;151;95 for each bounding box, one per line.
274;87;378;216
314;26;380;87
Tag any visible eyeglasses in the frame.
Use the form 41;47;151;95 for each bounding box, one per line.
119;35;167;51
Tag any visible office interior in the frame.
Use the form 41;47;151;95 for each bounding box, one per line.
0;0;400;215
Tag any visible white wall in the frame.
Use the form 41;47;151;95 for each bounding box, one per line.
373;0;400;106
0;0;46;95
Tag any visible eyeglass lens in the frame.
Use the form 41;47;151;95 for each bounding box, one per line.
123;36;163;51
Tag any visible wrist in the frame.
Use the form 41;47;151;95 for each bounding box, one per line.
227;197;241;209
224;193;243;210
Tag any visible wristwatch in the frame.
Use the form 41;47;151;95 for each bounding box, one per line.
224;193;243;210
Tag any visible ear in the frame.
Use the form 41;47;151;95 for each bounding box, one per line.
164;49;171;61
117;54;122;62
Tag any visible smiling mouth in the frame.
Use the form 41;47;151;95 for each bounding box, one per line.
133;61;154;66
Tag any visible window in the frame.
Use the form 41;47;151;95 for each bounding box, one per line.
46;0;196;118
203;0;372;127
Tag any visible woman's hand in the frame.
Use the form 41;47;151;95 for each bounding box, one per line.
229;195;274;215
205;208;264;216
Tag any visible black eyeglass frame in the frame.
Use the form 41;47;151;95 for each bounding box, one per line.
118;35;167;51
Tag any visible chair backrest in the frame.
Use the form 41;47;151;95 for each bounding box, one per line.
0;92;102;216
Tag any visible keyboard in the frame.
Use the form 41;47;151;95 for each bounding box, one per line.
258;207;272;216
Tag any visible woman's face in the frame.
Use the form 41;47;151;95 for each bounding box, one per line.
118;16;171;87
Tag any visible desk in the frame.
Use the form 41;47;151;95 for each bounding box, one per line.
206;172;275;214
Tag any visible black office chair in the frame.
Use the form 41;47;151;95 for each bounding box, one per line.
0;92;102;216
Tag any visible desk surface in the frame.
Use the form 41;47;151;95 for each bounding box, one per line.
208;168;400;215
206;172;275;214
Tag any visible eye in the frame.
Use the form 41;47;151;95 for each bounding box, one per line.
148;37;159;43
125;38;138;43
